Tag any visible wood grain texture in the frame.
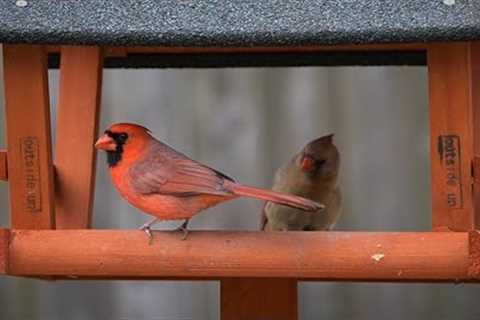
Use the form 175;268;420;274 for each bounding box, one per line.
7;230;469;281
221;278;297;320
3;45;55;229
0;229;9;274
0;150;6;181
427;42;480;230
55;46;103;229
473;156;480;227
470;43;480;230
468;230;480;279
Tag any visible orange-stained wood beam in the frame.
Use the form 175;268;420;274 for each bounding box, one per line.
46;43;427;57
3;45;55;229
5;230;473;281
428;42;480;231
55;46;103;229
0;150;7;181
471;44;480;231
221;279;298;320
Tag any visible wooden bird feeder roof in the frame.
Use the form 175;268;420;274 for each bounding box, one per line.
1;0;479;47
2;0;479;67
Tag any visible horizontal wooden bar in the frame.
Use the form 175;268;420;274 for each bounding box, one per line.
46;43;427;56
2;230;475;281
0;150;6;181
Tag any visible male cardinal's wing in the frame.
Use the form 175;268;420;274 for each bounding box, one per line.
128;141;234;197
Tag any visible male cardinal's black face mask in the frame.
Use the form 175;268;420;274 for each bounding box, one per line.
95;130;129;167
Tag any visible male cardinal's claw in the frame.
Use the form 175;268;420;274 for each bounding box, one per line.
175;219;190;240
145;228;153;245
180;227;189;240
141;226;153;245
138;218;158;245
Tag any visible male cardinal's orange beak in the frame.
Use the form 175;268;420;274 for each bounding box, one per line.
94;134;116;151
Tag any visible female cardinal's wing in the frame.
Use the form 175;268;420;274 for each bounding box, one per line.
128;141;234;197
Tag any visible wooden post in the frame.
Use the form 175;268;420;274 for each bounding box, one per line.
221;279;297;320
3;45;55;229
428;42;480;231
54;46;103;229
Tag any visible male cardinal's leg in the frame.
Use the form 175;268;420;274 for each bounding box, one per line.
175;219;190;240
138;218;158;245
138;218;189;242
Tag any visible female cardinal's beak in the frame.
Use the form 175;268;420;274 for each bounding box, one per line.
300;154;315;172
95;135;116;151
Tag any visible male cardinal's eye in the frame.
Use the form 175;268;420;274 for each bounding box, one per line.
118;133;128;142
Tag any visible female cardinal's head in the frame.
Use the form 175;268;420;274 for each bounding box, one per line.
297;134;339;179
95;123;151;167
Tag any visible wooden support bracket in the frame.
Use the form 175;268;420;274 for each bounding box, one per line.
428;42;480;231
3;45;55;229
55;46;103;229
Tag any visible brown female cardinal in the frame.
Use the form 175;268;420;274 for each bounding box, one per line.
95;123;324;241
262;134;341;231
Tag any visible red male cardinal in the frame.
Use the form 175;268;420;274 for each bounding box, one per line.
262;134;341;231
95;123;324;241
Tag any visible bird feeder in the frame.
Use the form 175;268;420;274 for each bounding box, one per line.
1;1;480;319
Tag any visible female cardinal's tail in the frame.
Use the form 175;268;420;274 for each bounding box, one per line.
226;183;324;212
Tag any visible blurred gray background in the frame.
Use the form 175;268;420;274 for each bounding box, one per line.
1;49;480;319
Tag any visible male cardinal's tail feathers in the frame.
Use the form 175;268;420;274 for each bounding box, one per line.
226;183;324;212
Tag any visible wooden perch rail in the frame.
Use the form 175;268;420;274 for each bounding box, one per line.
1;229;479;281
